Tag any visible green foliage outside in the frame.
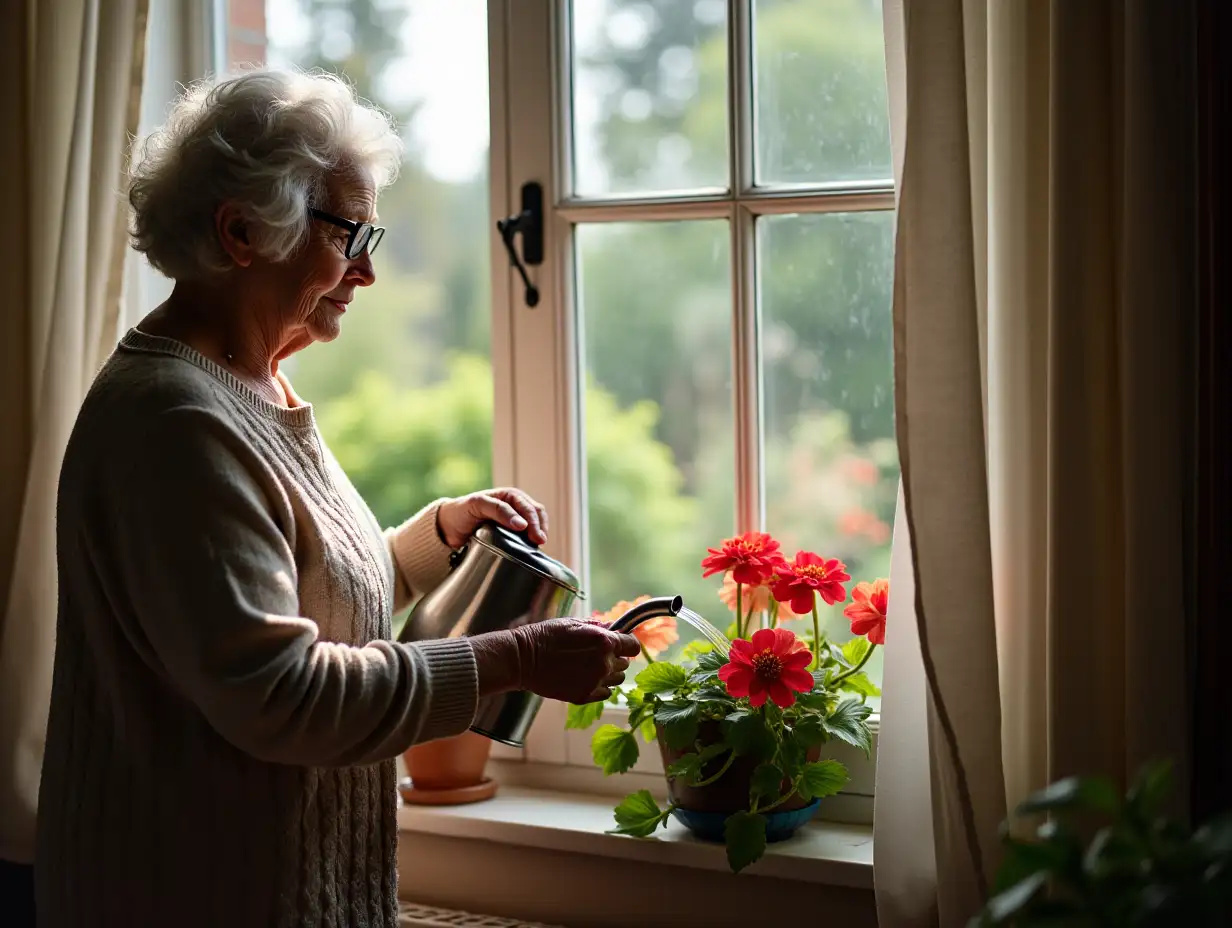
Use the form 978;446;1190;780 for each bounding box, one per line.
273;0;898;670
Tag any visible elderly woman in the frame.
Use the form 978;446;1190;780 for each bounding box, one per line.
34;69;638;927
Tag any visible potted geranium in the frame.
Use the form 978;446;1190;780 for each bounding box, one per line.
566;530;888;872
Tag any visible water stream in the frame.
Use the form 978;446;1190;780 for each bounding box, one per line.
675;605;731;655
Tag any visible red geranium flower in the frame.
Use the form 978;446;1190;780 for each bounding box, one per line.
771;551;851;615
718;627;815;709
844;578;889;645
701;531;788;586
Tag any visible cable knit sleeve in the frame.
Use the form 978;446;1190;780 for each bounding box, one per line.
384;499;455;612
102;407;478;766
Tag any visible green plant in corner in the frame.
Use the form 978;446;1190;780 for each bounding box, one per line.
565;530;887;873
972;761;1232;927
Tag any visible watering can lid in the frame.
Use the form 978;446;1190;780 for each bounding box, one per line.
471;522;585;598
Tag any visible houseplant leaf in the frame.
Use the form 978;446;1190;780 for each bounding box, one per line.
565;701;605;730
725;710;776;760
608;790;669;837
841;636;872;667
725;811;768;873
591;724;640;775
636;662;688;695
1016;776;1120;818
797;760;848;802
750;763;785;804
688;650;727;684
667;743;726;783
823;698;874;756
655;700;700;750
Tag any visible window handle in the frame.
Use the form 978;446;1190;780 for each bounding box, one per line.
496;182;544;308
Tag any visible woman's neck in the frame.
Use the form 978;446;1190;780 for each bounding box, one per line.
139;281;293;407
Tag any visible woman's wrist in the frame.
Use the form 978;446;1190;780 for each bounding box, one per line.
471;629;523;697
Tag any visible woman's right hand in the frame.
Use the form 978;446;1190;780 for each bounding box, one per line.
472;619;641;703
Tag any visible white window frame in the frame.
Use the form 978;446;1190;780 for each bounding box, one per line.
490;0;891;820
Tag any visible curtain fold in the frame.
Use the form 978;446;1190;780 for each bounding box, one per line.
0;0;149;864
876;0;1198;923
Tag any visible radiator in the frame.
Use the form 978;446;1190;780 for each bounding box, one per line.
398;902;566;928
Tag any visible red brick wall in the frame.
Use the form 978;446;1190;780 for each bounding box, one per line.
226;0;267;68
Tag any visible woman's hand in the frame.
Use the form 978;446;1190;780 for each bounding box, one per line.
437;488;549;548
472;620;641;703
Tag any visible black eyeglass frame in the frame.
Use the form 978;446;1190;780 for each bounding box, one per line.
308;208;385;259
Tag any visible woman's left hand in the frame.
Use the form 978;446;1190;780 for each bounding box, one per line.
437;488;549;548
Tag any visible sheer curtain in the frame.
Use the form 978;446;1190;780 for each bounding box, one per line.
0;0;149;865
874;0;1198;924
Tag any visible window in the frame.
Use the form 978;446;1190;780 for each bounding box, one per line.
206;0;896;813
501;0;897;802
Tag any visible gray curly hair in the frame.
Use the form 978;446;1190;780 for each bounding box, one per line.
128;68;403;280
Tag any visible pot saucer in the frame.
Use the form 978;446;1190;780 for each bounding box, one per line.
671;799;821;843
397;776;498;806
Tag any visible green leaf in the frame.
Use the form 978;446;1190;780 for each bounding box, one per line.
1126;760;1173;821
982;871;1049;923
751;763;786;804
724;811;768;873
608;790;668;838
823;698;874;756
689;685;734;703
841;636;872;668
591;724;640;775
798;760;848;801
791;715;828;749
636;662;689;695
795;690;832;711
639;718;658;743
667;744;727;784
1015;776;1121;818
725;711;776;760
838;672;881;699
655;700;700;750
565;701;605;730
688;650;728;684
679;639;714;662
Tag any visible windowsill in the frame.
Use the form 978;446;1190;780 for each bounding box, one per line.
397;778;873;889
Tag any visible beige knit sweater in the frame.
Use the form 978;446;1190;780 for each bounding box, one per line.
35;329;479;927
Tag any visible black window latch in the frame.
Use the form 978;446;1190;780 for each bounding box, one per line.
496;181;544;308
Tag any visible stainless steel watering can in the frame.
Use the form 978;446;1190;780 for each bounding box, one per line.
397;520;682;747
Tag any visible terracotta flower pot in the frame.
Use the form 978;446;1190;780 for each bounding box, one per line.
656;721;820;815
399;731;496;805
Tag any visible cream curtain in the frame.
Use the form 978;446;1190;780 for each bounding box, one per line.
0;0;149;864
874;0;1197;924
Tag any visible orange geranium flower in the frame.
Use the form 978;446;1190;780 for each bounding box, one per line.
701;531;788;585
771;551;851;615
592;596;679;658
632;616;679;657
718;627;814;709
718;571;807;621
843;578;889;645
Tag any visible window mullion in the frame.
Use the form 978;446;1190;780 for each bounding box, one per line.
730;0;760;534
732;204;762;536
730;0;755;195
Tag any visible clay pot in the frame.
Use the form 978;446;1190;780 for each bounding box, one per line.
656;721;820;815
403;730;492;792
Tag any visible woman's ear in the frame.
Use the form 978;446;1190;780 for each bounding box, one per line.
214;201;255;267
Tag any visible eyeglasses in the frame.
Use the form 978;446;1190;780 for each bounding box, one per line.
308;208;385;259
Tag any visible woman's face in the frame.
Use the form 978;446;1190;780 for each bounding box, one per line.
267;162;378;351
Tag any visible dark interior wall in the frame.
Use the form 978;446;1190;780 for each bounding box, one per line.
1191;0;1232;826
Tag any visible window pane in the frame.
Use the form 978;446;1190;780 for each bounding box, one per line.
570;0;729;198
759;212;897;700
753;0;892;186
576;221;734;657
254;1;493;582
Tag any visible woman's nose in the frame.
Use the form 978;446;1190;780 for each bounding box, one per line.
348;251;376;286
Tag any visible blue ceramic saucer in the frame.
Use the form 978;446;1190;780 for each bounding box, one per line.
671;799;821;843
